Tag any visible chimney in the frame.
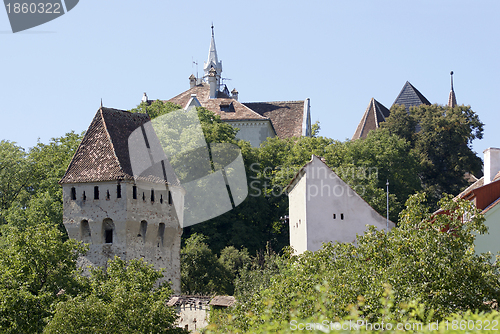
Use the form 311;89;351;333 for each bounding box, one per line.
484;147;500;185
189;74;196;89
231;88;239;101
208;67;217;99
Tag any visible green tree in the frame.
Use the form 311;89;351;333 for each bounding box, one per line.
0;223;87;333
181;234;232;295
209;194;500;332
44;257;185;334
382;104;484;207
0;141;32;225
4;132;83;233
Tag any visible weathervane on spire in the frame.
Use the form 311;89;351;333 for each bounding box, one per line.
450;71;454;91
211;22;214;37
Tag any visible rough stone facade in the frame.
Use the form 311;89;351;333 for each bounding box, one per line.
60;107;183;293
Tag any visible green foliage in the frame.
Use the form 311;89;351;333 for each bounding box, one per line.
129;100;182;119
382;104;484;208
3;132;83;233
208;195;500;332
181;233;232;295
311;121;320;137
0;223;87;333
0;140;32;224
181;234;251;295
44;257;185;334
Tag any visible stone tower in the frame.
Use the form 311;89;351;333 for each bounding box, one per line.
59;107;183;293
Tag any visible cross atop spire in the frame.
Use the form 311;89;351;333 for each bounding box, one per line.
448;71;457;108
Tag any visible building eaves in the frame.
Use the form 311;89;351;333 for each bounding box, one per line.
243;100;305;138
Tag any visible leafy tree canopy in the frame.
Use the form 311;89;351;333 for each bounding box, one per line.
0;223;87;333
44;257;185;334
209;194;500;332
382;104;484;207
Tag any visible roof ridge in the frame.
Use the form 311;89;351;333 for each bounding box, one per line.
243;100;304;104
100;108;125;178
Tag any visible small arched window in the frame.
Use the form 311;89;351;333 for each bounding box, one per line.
157;223;165;247
139;220;147;243
80;220;91;243
103;219;114;244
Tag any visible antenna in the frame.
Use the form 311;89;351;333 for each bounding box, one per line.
192;59;199;80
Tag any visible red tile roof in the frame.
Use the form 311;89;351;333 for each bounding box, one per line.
167;83;265;121
243;101;306;138
167;83;307;139
60;107;177;185
352;98;389;140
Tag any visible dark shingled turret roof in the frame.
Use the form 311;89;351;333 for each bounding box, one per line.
393;81;431;112
60;107;151;184
352;98;390;140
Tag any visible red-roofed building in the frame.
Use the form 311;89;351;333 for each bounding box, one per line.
145;27;312;147
458;147;500;259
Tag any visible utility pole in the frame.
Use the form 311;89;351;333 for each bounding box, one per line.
386;179;389;232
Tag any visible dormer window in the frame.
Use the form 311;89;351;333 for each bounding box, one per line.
220;102;235;112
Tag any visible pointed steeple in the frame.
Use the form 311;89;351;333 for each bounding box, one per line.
448;71;457;108
203;24;222;90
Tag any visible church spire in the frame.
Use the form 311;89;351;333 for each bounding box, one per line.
448;71;457;108
204;24;222;90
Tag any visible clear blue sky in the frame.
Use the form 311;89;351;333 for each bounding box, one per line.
1;1;499;165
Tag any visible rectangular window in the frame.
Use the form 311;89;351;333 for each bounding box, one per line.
105;229;113;243
168;191;172;205
341;213;344;220
133;186;137;199
117;184;121;198
71;187;76;200
151;189;155;202
94;186;99;200
333;213;336;219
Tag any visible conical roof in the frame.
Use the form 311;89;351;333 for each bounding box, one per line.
352;98;390;140
60;107;151;184
393;81;431;112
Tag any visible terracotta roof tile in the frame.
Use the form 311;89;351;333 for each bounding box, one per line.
209;295;236;307
352;98;389;140
60;108;178;185
167;83;266;121
243;100;306;138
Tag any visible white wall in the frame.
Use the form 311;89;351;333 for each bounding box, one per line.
289;170;307;254
229;120;275;147
63;180;183;293
475;204;500;260
288;156;394;255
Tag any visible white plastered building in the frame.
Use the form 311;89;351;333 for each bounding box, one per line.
286;155;395;255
